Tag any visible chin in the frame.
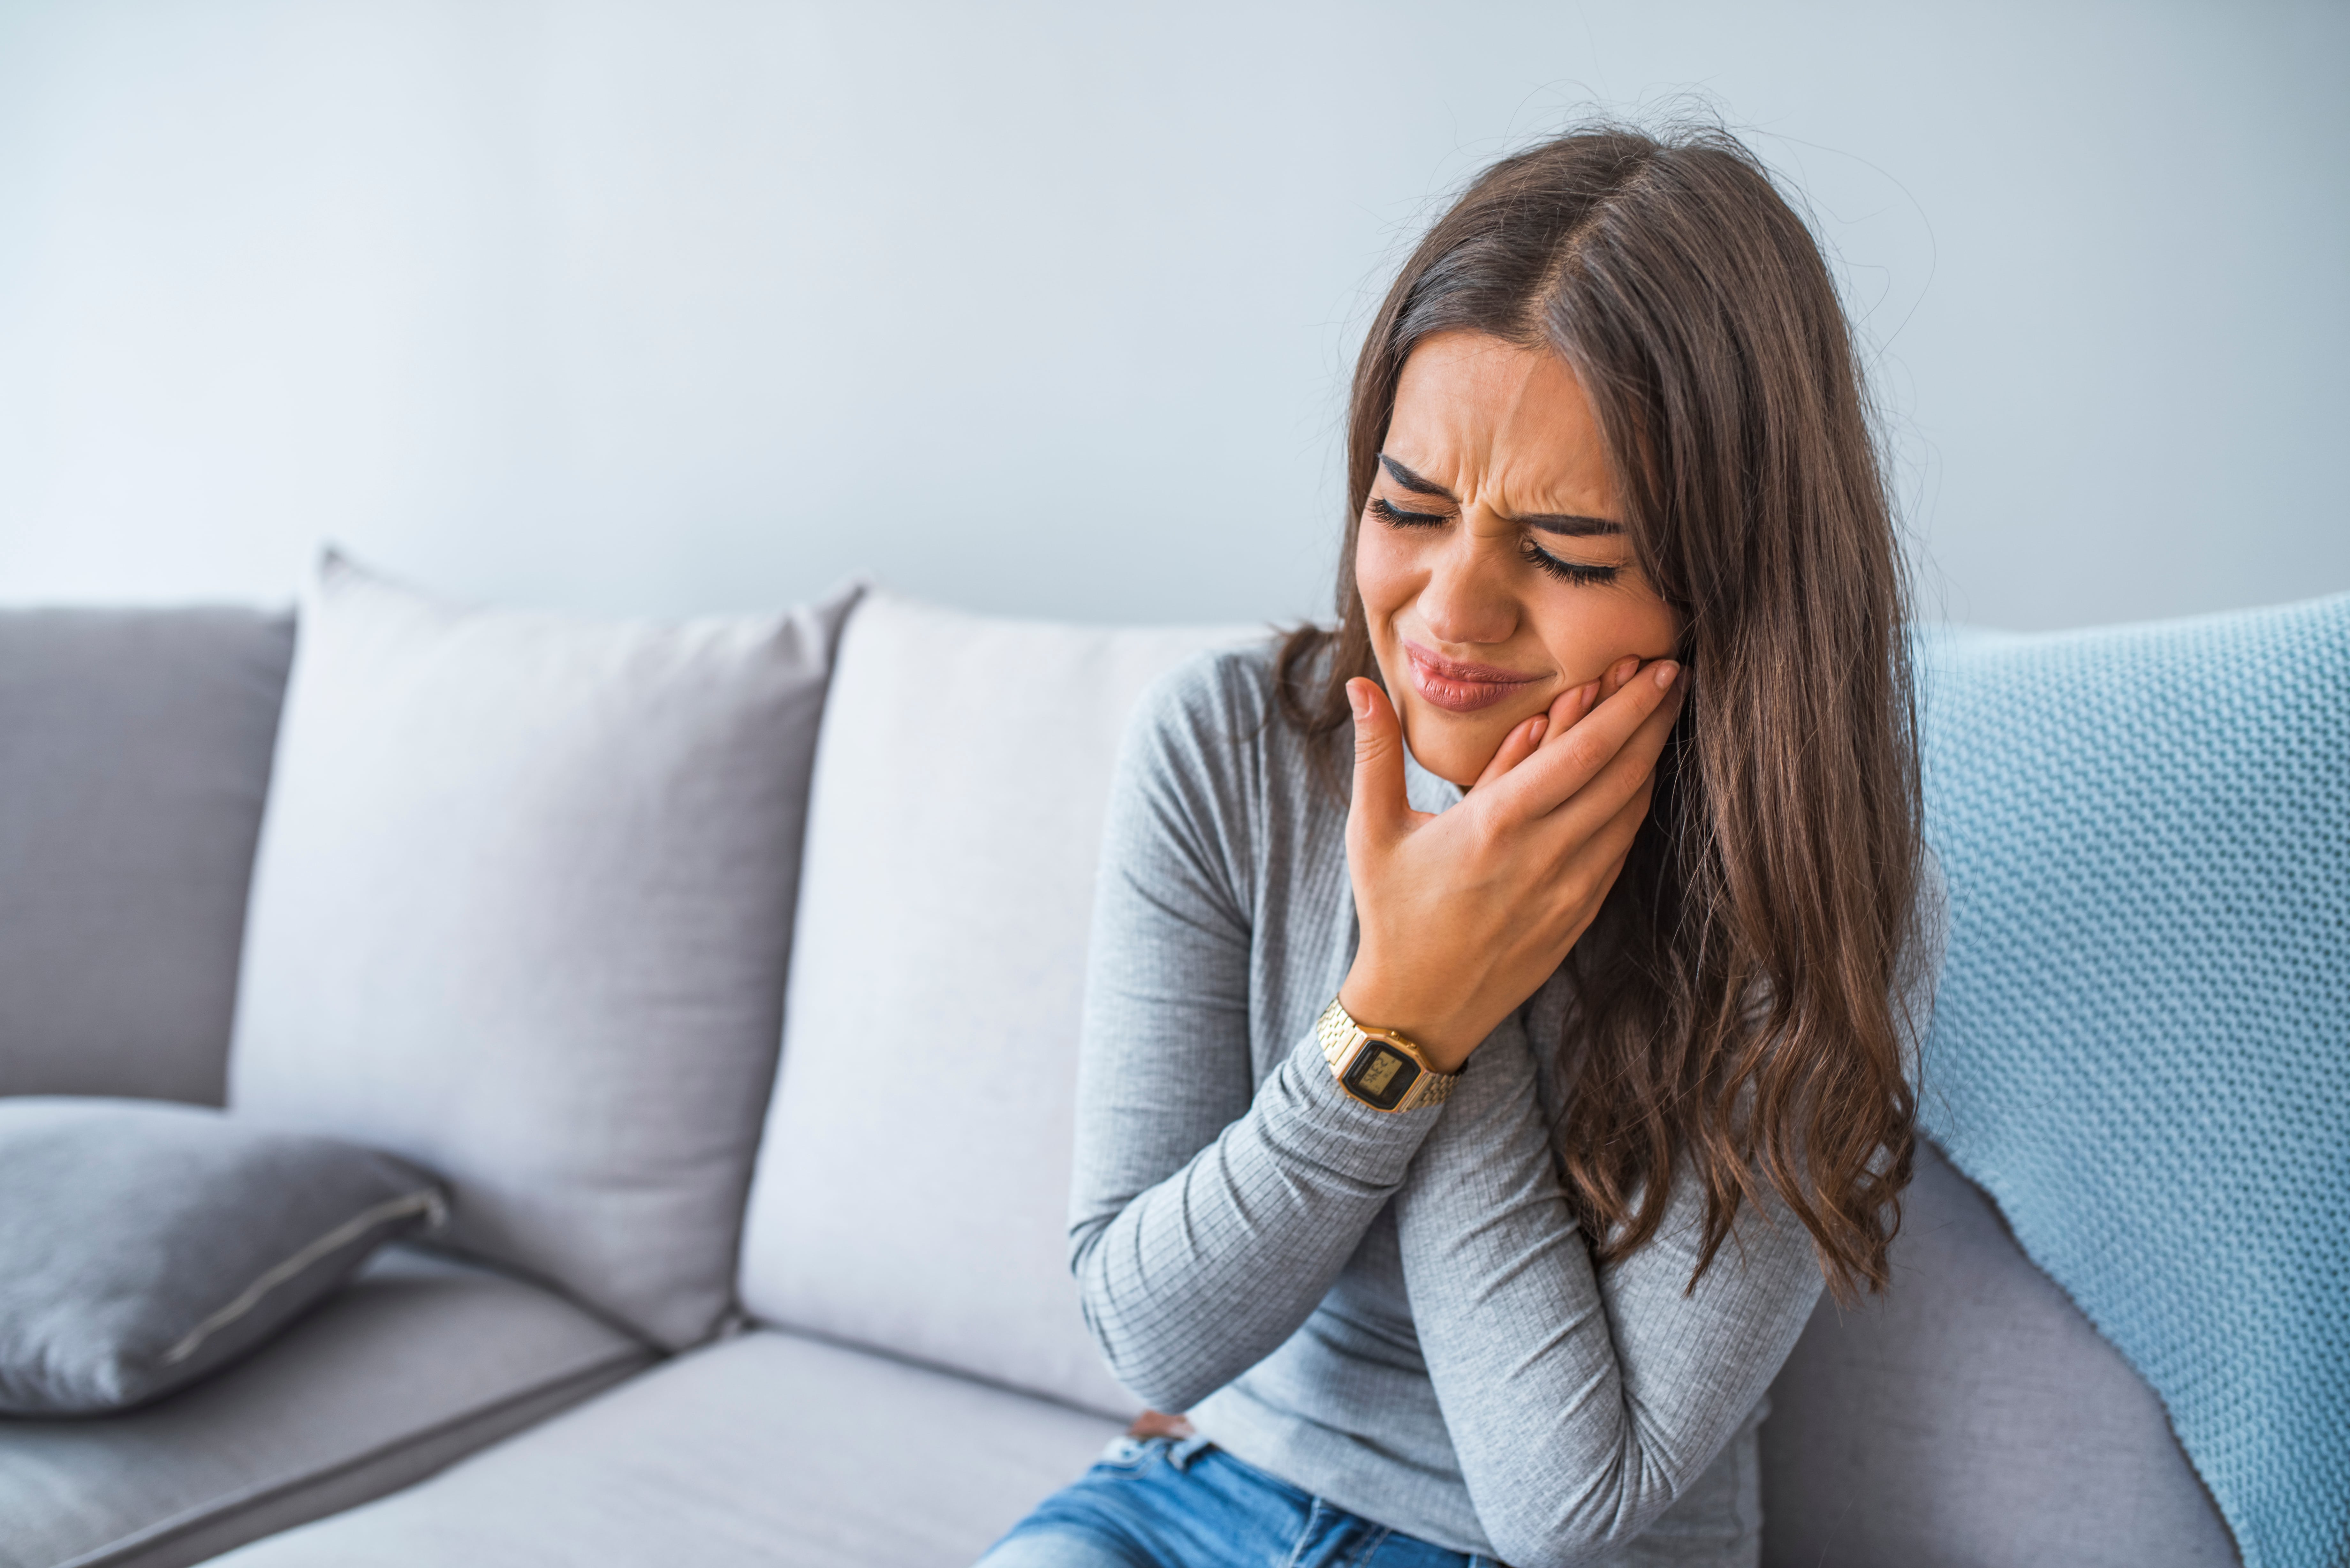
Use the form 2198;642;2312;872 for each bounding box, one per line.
1399;706;1503;790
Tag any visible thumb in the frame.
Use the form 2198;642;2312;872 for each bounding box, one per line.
1346;678;1410;844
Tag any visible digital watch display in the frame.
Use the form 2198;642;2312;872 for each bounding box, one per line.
1315;998;1455;1113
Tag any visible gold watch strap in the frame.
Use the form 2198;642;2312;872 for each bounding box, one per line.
1316;997;1455;1111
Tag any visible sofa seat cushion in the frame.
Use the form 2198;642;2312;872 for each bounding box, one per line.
0;1245;652;1568
207;1328;1123;1568
1759;1141;2239;1567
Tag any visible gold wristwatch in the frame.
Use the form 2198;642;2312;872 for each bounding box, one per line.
1316;997;1455;1112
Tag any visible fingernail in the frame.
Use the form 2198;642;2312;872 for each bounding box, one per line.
1611;656;1638;683
1347;682;1370;721
1527;716;1548;743
1652;660;1680;690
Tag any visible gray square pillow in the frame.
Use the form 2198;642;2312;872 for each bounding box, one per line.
0;607;294;1105
0;1097;446;1415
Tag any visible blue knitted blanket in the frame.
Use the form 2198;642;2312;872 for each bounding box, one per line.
1914;594;2350;1568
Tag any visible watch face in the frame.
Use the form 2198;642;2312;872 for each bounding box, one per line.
1343;1041;1423;1110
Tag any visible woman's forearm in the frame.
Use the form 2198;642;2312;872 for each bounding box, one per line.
1070;1028;1437;1411
1391;1028;1821;1568
1068;689;1442;1413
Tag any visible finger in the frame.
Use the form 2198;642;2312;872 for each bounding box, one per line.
1346;678;1413;846
1575;768;1657;874
1535;664;1624;752
1537;670;1685;843
1471;712;1549;792
1494;657;1680;818
1539;680;1598;743
1546;773;1657;940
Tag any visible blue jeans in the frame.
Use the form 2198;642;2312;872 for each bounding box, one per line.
976;1434;1503;1567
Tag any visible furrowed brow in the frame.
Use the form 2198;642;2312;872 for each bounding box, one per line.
1377;454;1456;501
1379;452;1621;535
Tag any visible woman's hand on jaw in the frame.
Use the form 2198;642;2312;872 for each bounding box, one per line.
1338;656;1684;1073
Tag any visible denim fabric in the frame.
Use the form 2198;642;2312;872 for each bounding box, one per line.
978;1436;1501;1567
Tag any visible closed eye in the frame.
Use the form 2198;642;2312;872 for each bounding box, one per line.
1374;494;1622;585
1369;496;1448;528
1522;539;1621;586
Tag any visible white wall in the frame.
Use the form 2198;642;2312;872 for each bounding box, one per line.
2;0;2343;630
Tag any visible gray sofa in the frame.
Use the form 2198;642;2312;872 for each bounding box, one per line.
0;577;2241;1568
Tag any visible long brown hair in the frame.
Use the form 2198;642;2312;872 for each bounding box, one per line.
1277;122;1924;1302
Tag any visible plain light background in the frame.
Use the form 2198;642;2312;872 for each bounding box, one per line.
1;0;2343;630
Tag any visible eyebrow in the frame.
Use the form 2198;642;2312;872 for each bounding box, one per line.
1377;453;1623;538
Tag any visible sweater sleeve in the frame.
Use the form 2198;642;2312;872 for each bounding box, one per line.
1067;660;1439;1413
1392;864;1952;1568
1391;1022;1821;1568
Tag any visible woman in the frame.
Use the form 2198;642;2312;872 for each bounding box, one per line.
983;122;1937;1568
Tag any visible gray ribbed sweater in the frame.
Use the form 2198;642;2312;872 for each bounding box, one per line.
1069;644;1937;1568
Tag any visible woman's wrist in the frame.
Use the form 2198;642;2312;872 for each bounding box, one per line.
1337;967;1482;1074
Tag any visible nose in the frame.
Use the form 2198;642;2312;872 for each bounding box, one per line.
1415;528;1519;648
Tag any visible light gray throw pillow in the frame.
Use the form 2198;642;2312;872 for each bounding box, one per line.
231;553;860;1349
739;593;1252;1417
0;1097;444;1416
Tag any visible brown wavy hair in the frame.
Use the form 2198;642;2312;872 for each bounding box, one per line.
1277;122;1924;1302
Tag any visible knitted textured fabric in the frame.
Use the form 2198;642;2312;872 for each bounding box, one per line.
1914;594;2350;1568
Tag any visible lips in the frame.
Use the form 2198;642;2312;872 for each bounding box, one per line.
1403;639;1542;714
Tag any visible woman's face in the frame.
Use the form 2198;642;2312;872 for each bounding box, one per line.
1357;329;1682;788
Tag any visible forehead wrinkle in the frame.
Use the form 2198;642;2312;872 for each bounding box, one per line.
1487;384;1602;522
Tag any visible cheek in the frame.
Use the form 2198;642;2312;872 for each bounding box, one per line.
1352;525;1418;623
1529;590;1681;676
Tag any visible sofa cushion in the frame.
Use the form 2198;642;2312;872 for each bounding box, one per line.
0;1097;444;1415
204;1328;1123;1568
737;594;1251;1418
0;607;293;1105
1759;1141;2239;1567
231;554;859;1349
0;1244;651;1568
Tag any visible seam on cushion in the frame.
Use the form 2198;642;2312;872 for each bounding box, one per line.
750;1320;1137;1425
398;1238;670;1349
54;1342;655;1568
163;1189;448;1365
